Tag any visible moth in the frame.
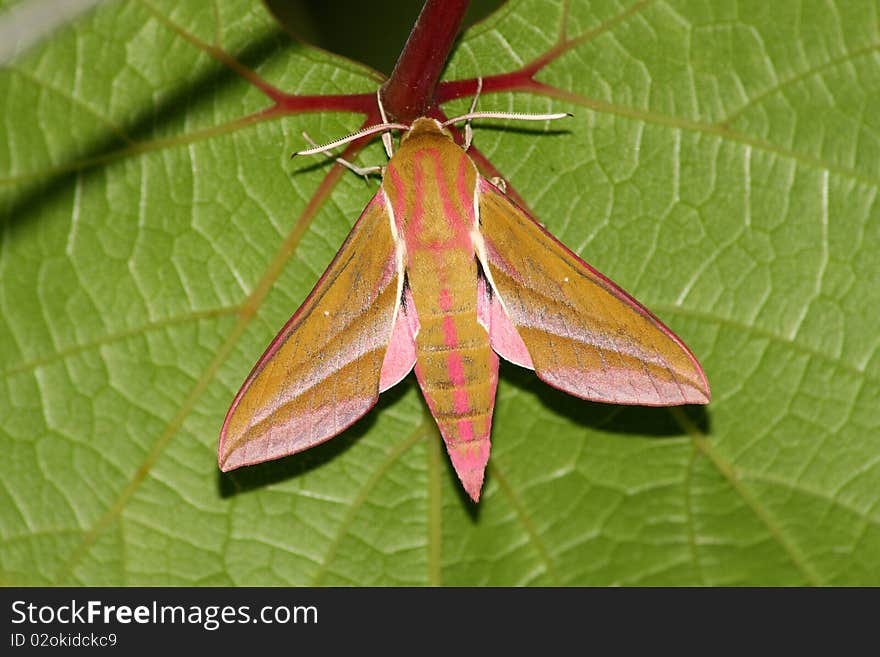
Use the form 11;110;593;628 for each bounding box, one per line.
219;89;710;501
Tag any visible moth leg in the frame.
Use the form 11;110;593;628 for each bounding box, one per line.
301;131;383;181
377;89;394;159
463;76;483;151
489;176;507;193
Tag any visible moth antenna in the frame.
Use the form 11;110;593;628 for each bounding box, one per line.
443;111;572;127
299;131;384;180
293;122;409;158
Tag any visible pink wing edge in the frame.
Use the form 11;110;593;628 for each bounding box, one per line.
475;176;711;406
378;284;420;391
218;194;419;472
477;274;533;369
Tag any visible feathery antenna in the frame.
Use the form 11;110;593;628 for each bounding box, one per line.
292;122;409;158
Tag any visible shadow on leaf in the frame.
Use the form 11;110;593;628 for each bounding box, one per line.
499;360;711;438
465;124;574;140
3;28;294;237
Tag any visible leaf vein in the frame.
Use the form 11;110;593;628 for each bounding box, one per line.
311;422;429;586
670;408;824;586
488;459;560;585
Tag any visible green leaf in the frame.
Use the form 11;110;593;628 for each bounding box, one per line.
1;0;878;586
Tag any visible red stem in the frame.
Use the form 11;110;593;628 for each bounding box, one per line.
380;0;471;122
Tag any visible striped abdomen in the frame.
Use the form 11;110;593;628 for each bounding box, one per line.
384;132;499;498
411;249;498;496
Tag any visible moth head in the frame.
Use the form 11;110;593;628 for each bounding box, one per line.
400;117;454;143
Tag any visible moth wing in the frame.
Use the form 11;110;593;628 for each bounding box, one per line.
219;192;416;471
477;178;709;406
